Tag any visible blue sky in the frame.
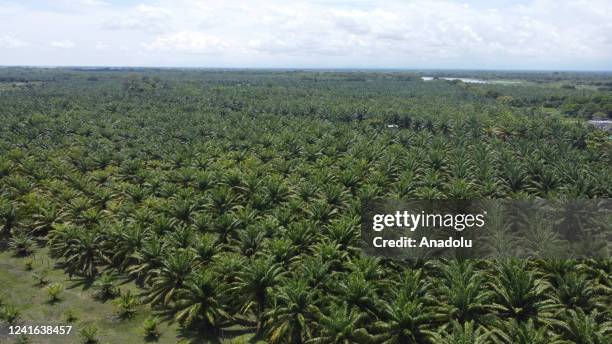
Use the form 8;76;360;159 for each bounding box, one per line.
1;0;611;70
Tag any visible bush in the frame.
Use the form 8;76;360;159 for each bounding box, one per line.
142;316;161;340
46;283;64;303
115;290;139;319
79;325;98;344
0;304;20;324
92;273;119;300
33;269;49;287
24;258;34;271
14;335;31;344
8;231;35;256
64;308;78;322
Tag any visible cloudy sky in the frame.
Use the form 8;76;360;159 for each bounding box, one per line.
1;0;611;70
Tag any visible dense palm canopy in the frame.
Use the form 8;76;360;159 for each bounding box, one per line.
0;68;610;342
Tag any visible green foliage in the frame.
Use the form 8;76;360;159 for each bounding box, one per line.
8;230;35;256
115;290;140;319
0;68;610;342
79;325;99;344
46;282;64;303
0;304;20;324
142;316;162;340
92;272;120;300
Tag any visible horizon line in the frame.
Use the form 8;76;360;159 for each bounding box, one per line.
1;65;612;73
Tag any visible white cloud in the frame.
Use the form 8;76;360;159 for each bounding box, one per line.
143;31;229;54
50;40;75;48
0;0;611;69
0;34;27;48
95;41;109;50
102;4;171;32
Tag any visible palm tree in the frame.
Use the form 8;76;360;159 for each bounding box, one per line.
489;260;558;324
552;272;609;312
264;278;319;344
192;233;220;264
232;258;284;333
431;321;490;344
371;289;441;344
108;223;145;271
336;272;379;317
127;237;165;285
437;260;495;324
491;319;564;344
324;216;360;251
174;269;230;330
556;309;612;344
308;302;370;344
0;197;17;239
47;224;111;279
145;249;197;306
30;202;65;236
299;256;332;289
8;230;35;256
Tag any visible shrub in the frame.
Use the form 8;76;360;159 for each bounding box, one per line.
79;325;98;344
33;269;49;287
14;335;31;344
64;308;78;322
47;283;64;303
24;258;34;271
142;316;161;340
92;273;119;300
8;231;35;256
0;304;20;324
115;290;139;319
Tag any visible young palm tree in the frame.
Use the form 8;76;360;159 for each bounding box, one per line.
0;197;17;239
30;202;65;236
552;272;609;312
107;223;145;271
336;272;379;317
324;216;360;251
8;230;35;256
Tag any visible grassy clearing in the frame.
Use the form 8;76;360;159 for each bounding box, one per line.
0;248;257;344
